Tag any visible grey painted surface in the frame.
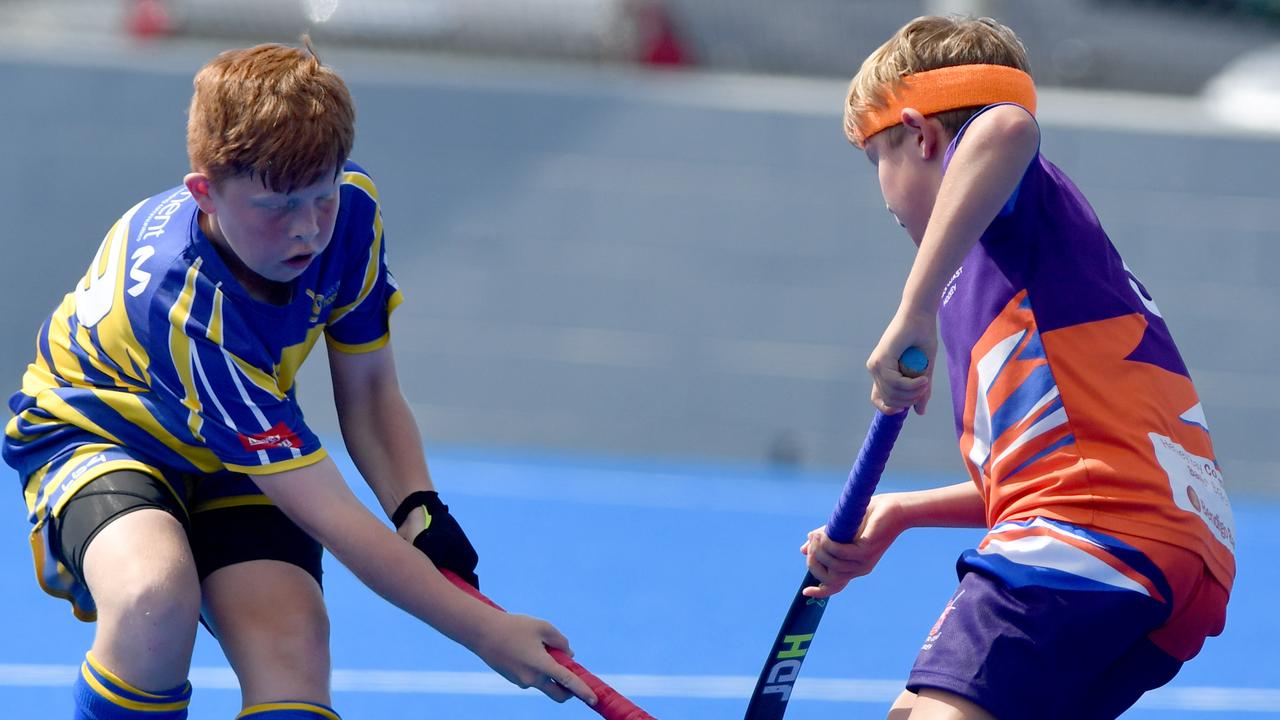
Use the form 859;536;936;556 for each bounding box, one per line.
0;44;1275;495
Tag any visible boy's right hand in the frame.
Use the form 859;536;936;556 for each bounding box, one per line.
472;612;599;706
867;309;935;415
800;494;905;599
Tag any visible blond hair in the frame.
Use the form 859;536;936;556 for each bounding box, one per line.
845;16;1030;146
187;38;355;192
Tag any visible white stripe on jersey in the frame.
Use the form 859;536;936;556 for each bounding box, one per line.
219;347;302;462
968;330;1025;470
991;399;1066;468
979;529;1151;596
191;337;235;433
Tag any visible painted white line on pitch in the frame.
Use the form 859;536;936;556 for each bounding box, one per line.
2;665;1279;712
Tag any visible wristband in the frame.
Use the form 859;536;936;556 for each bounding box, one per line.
393;490;480;589
391;490;445;530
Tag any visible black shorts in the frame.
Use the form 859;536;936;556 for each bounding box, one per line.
50;470;323;592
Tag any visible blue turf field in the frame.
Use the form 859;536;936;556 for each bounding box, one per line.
1;443;1276;719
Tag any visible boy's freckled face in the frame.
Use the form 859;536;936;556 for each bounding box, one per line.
205;174;342;283
865;132;939;247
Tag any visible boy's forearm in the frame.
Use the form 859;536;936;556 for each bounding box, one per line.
257;457;493;647
323;492;490;644
901;108;1039;317
886;480;986;531
340;383;434;518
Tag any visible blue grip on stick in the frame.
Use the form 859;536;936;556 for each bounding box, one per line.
825;410;908;542
825;347;927;543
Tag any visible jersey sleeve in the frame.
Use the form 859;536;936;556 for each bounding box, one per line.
148;270;325;475
325;170;405;354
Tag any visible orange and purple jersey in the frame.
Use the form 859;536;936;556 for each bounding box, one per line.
935;107;1235;594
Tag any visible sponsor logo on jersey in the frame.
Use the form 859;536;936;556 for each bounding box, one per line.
60;452;108;493
941;265;964;307
306;282;341;324
238;422;302;452
1152;432;1235;552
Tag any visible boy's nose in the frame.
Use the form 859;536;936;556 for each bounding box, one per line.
290;205;321;243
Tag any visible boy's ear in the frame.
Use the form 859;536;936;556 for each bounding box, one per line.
184;172;217;213
899;108;944;161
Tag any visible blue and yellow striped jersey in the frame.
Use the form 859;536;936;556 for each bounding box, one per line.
4;160;402;481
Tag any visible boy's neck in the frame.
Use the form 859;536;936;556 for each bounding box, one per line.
198;211;293;306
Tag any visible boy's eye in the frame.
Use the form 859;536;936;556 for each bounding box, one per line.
265;198;299;212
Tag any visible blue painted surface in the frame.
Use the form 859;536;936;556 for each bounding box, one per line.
1;444;1274;718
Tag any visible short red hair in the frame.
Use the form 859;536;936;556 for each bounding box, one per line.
187;38;355;192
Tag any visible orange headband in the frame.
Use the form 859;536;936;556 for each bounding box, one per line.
848;64;1036;147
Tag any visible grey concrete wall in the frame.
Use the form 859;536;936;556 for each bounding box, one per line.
0;42;1274;495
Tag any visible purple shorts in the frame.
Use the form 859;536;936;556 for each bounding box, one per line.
907;567;1183;720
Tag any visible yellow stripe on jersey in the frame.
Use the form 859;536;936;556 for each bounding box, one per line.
207;286;225;344
275;325;325;393
30;443;111;518
343;170;380;203
329;171;384;326
227;353;287;401
33;392;125;447
5;406;62;442
328;289;404;354
43;300;89;387
97;290;152;390
167;260;205;440
31;389;222;474
73;322;129;389
93;391;222;472
208;288;286;399
94;207;153;386
327;334;390;354
22;461;53;519
224;447;327;475
53;459;170;517
192;494;276;514
48;456;159;518
207;287;288;398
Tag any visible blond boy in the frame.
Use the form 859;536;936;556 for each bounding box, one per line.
802;16;1234;720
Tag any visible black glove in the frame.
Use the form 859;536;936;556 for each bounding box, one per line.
392;491;480;589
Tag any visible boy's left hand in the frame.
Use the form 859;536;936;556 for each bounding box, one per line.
800;493;905;598
867;309;936;415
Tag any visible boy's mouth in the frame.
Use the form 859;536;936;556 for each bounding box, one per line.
284;253;315;270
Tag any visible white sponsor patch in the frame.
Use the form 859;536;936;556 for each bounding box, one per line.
1151;432;1235;553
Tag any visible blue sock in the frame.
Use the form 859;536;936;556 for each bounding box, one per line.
237;702;341;719
73;652;191;719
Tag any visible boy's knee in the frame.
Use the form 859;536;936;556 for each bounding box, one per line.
82;510;201;628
